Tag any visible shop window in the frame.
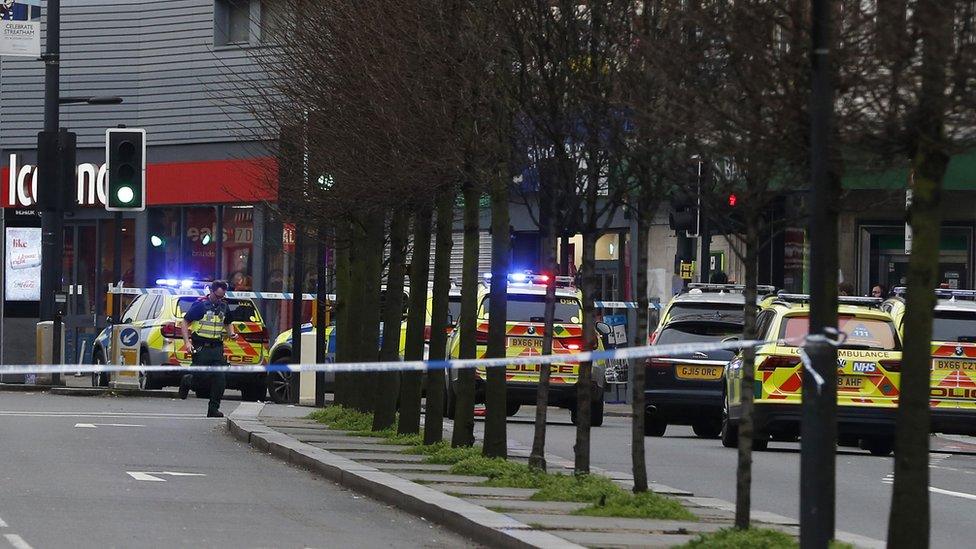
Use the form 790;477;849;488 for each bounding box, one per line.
223;206;255;290
215;0;251;46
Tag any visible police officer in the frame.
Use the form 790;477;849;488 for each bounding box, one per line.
179;280;238;417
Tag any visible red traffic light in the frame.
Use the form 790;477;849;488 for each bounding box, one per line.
728;193;737;207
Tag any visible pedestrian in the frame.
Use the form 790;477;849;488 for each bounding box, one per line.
709;270;729;284
870;284;885;298
179;279;238;417
839;282;855;296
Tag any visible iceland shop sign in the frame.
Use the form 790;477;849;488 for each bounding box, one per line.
5;154;109;208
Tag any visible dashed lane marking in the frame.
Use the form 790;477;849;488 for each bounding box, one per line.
74;423;145;429
127;471;206;482
883;473;976;500
4;534;33;549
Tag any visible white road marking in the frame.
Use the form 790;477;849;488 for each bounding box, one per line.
0;516;6;527
929;486;976;501
74;423;144;428
4;534;33;549
127;471;206;482
0;412;207;420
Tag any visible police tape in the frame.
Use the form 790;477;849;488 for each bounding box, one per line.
109;287;326;301
0;338;780;376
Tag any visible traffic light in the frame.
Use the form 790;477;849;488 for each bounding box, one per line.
668;188;699;236
105;128;146;211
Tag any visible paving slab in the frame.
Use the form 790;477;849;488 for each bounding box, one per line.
290;433;391;444
260;418;323;427
435;485;538;499
397;472;489;484
370;462;453;473
506;513;725;535
464;498;587;514
550;530;697;548
327;451;427;463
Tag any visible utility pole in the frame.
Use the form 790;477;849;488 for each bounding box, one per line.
38;0;61;344
801;0;838;546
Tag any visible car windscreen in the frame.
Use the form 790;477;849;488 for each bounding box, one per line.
480;295;582;323
448;298;462;325
667;303;743;323
932;311;976;343
176;298;261;324
656;322;742;345
780;315;899;350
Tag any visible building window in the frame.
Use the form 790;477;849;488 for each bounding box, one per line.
215;0;251;46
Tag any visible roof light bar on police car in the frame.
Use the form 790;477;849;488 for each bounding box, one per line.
687;283;776;294
481;272;572;287
775;292;881;307
935;288;976;301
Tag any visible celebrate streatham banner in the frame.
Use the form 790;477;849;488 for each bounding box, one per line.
0;1;40;57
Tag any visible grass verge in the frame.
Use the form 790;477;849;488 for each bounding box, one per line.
307;406;424;446
681;528;853;548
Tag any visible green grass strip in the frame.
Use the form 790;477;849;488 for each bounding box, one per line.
680;528;853;548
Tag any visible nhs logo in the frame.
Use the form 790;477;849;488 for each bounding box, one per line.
851;362;877;373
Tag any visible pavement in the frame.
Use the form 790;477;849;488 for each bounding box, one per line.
0;392;473;548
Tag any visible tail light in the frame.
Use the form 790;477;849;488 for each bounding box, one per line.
759;355;800;370
240;328;269;344
879;359;901;372
160;322;181;339
647;358;672;369
423;325;432;342
560;337;584;351
476;329;489;344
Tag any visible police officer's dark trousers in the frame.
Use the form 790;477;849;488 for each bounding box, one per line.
187;341;226;414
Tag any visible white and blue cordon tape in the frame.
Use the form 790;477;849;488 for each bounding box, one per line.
0;338;780;377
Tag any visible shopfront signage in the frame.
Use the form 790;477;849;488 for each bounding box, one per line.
5;154;108;208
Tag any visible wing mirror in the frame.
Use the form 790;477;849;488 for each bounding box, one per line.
595;322;612;336
105;316;115;325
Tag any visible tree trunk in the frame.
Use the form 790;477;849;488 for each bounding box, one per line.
574;230;597;474
452;182;480;448
357;216;384;413
888;6;950;544
631;201;651;493
483;171;510;459
529;220;558;471
333;231;352;408
735;223;759;529
344;222;367;410
425;191;455;445
374;210;408;431
398;208;433;435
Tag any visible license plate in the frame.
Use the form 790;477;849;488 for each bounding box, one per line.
675;365;723;380
508;337;542;349
934;359;976;371
837;375;864;389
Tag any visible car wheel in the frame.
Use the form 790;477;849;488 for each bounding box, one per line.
590;399;604;427
91;351;109;388
241;380;266;402
644;413;667;436
692;419;722;439
266;357;294;404
720;395;738;448
505;402;521;417
138;353;163;391
861;437;894;457
444;383;456;420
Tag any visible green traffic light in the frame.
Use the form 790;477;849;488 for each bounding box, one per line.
117;186;135;204
150;235;165;247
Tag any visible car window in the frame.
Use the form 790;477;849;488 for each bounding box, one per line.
136;296;160;322
480;295;582;323
175;297;263;324
932;311;976;343
667;303;743;323
780;314;900;350
656;322;742;345
755;310;775;340
447;298;462;325
121;295;146;323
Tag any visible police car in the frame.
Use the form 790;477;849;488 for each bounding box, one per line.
644;283;775;438
91;279;270;401
445;272;606;426
884;288;976;436
723;293;902;455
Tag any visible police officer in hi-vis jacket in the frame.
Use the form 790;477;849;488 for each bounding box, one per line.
179;280;238;417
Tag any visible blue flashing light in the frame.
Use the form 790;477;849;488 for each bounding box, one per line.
510;273;528;282
156;278;179;287
181;279;194;289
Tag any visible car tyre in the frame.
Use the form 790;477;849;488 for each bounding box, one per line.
644;413;667;437
241;380;266;402
138;352;163;391
505;402;521;417
720;396;738;448
91;350;110;388
861;437;894;457
692;419;722;439
266;357;294;404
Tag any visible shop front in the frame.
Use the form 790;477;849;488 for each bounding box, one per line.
0;149;279;366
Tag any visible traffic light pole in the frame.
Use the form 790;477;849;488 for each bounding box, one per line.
38;0;62;376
